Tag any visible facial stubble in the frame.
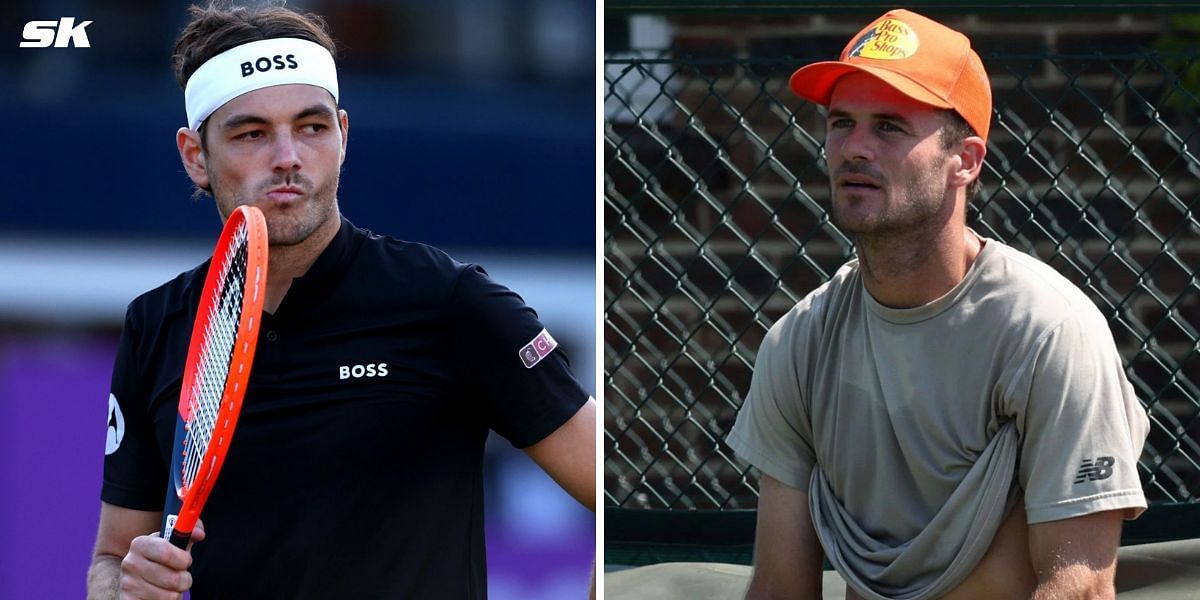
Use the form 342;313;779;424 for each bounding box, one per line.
830;156;949;238
208;163;341;247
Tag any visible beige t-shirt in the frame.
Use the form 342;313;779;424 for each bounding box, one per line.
727;237;1149;599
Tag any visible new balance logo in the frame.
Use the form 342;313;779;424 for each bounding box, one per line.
1073;456;1115;484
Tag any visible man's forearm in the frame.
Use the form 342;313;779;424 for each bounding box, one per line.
744;576;823;600
1031;566;1115;600
86;555;121;600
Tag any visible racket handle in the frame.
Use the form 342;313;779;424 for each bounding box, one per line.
168;529;192;549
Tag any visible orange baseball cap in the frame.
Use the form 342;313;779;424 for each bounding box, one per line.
789;9;991;141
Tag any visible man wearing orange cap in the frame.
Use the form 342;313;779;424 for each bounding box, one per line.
727;9;1148;600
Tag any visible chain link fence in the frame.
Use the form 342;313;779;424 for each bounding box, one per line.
604;18;1200;533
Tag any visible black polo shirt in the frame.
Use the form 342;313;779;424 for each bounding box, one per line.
102;217;590;599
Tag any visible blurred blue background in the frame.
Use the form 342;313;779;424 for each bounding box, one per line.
0;1;596;598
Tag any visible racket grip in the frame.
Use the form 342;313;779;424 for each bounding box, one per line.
168;529;192;549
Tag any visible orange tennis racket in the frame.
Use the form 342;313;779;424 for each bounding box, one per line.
161;205;268;549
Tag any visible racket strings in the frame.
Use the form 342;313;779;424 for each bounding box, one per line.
181;223;249;490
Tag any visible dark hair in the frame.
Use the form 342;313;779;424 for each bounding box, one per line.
938;109;984;202
173;3;337;90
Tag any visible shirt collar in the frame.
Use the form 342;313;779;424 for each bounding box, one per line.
294;216;363;284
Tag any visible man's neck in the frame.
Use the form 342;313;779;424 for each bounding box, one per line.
855;222;982;309
263;213;342;313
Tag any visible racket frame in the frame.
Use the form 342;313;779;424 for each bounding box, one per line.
163;204;268;549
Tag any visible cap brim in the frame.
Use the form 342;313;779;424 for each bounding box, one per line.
789;61;954;111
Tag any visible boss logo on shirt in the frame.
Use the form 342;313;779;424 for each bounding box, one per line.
339;363;389;380
240;54;299;77
1073;456;1115;484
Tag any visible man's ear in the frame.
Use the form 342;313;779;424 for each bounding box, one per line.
338;109;349;166
177;127;210;190
950;135;986;191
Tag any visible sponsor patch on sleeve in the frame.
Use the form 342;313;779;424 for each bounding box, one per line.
518;328;558;368
106;393;125;455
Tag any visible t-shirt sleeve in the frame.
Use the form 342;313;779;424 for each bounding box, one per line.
1010;309;1149;524
448;265;590;448
726;310;818;492
101;304;168;511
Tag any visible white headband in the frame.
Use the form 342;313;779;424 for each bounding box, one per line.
184;37;339;130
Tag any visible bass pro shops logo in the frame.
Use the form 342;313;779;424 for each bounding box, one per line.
848;17;917;61
20;17;92;48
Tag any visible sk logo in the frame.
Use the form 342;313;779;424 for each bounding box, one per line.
20;17;92;48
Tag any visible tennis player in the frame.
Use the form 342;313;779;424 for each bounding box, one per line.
727;9;1148;600
86;5;595;599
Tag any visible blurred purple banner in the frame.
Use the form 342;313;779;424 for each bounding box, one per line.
0;332;592;599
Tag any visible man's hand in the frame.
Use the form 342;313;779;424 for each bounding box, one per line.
117;521;205;600
87;505;206;600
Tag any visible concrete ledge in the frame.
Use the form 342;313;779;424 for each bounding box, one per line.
605;539;1200;600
